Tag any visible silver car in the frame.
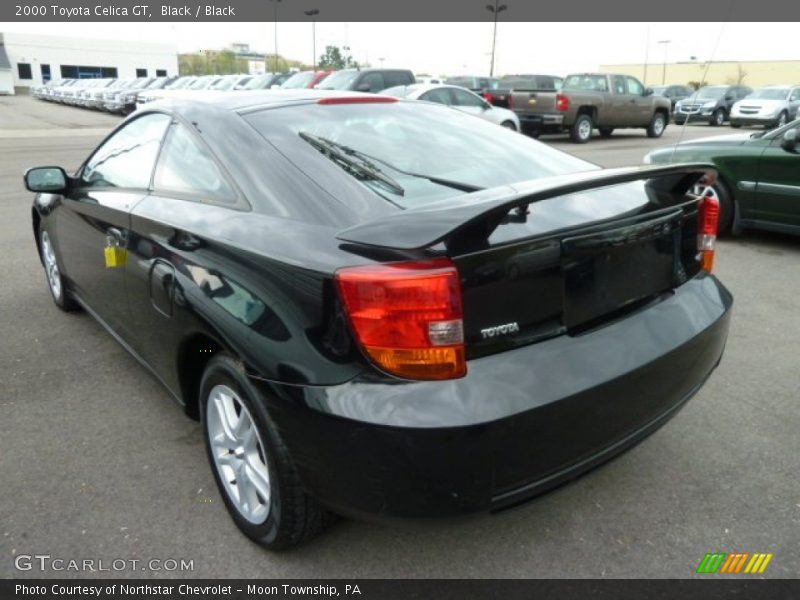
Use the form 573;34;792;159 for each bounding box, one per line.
730;85;800;129
383;83;521;131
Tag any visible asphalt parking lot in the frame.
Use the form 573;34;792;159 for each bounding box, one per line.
1;95;798;579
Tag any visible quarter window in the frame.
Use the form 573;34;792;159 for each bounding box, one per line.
153;123;236;203
81;113;171;189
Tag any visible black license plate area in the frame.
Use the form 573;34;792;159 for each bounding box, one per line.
561;211;682;329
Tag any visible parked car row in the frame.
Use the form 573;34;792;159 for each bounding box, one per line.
31;69;418;114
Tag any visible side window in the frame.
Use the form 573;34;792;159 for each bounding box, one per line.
790;89;800;102
81;113;171;189
419;88;452;105
451;88;486;108
359;72;385;92
612;76;626;95
384;71;410;88
625;77;644;96
153;123;236;203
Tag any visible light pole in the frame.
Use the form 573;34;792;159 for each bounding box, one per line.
658;39;671;85
343;45;351;68
485;0;507;78
304;9;319;70
269;0;282;73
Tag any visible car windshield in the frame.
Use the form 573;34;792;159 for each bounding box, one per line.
562;75;608;92
317;70;359;90
281;72;315;89
695;86;727;99
746;88;791;100
651;86;668;95
246;102;596;209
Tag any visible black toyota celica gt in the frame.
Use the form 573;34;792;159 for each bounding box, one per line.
26;90;732;549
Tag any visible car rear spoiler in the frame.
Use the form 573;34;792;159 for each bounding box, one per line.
336;163;717;251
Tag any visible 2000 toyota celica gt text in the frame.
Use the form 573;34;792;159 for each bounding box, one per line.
26;90;732;549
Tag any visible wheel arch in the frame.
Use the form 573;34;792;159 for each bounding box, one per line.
176;332;229;420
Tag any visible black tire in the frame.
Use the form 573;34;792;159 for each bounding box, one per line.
500;120;517;131
646;112;667;138
774;111;788;129
200;353;334;550
570;113;593;144
730;122;742;128
598;127;614;138
38;225;80;312
710;108;725;127
674;117;686;126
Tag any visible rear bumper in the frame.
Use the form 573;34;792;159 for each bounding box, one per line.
256;274;732;520
517;112;564;130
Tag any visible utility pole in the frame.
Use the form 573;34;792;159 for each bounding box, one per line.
485;0;507;78
269;0;282;73
304;9;319;70
658;39;671;85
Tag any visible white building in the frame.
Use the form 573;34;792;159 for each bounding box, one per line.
0;32;178;92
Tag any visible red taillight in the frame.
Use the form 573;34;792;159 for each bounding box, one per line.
335;259;466;380
317;96;398;105
697;190;720;272
556;93;569;112
482;92;493;102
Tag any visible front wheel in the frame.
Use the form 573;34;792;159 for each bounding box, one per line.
200;354;334;549
774;111;788;129
646;113;667;138
39;228;79;312
570;114;593;143
710;109;725;126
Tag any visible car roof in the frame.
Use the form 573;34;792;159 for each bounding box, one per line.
147;89;399;114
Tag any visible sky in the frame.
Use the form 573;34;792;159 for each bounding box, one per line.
0;22;795;76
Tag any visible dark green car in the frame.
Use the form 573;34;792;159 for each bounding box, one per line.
644;120;800;235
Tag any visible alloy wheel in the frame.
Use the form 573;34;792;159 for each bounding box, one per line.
206;384;271;524
578;119;592;140
41;231;62;300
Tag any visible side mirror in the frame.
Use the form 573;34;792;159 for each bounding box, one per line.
781;129;798;152
356;82;372;92
24;166;68;193
644;87;654;96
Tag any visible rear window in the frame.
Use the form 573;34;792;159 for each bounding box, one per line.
245;102;595;209
563;75;608;92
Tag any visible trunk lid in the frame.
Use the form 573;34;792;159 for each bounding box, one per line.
337;164;715;360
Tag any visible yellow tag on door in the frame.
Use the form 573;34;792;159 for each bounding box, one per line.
104;246;127;268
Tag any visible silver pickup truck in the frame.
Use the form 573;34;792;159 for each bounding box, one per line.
510;73;672;143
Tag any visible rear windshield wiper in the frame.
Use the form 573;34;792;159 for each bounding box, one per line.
299;131;405;196
298;132;485;195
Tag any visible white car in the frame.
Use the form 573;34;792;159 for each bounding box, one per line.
383;83;521;131
730;85;800;129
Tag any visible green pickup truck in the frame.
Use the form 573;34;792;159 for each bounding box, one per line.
510;72;672;143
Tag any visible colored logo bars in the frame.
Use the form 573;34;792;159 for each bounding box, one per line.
696;552;773;574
